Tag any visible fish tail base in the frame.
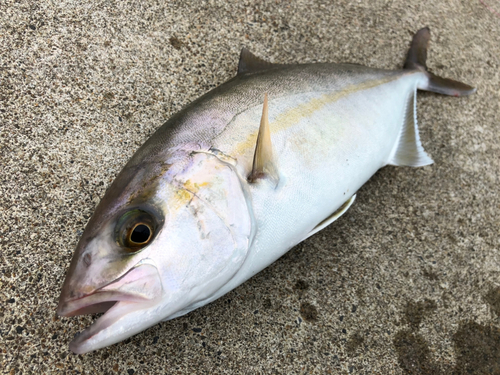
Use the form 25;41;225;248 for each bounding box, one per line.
405;27;476;97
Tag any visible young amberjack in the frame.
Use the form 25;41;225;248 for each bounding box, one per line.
57;28;475;353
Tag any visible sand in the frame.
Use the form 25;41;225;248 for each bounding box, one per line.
1;0;499;373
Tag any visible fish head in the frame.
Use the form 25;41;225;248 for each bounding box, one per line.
57;145;254;353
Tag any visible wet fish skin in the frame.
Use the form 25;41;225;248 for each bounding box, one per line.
57;28;475;353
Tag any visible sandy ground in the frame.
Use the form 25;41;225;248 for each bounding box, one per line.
1;0;499;374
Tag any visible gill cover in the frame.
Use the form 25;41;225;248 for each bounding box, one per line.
57;146;255;353
163;148;255;310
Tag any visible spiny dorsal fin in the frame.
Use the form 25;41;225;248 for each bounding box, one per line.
238;48;278;75
248;93;279;184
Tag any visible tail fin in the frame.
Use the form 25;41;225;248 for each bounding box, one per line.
404;27;476;97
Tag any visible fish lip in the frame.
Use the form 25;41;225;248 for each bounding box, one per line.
57;263;163;353
57;289;107;317
57;282;146;318
56;290;147;317
68;297;161;354
57;261;162;317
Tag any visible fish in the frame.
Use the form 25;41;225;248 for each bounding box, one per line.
57;28;475;354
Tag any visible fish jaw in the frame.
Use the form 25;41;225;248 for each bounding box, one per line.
57;147;255;352
69;300;160;354
57;263;164;354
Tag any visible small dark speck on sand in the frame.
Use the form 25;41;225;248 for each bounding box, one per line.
453;321;500;374
484;287;500;316
127;369;135;375
393;330;440;374
404;299;437;330
262;298;272;309
346;332;364;354
294;279;309;291
300;302;318;322
169;36;183;50
7;298;15;303
192;327;202;333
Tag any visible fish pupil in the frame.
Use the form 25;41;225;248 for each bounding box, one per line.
130;224;151;244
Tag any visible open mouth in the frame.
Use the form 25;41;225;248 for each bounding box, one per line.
57;264;162;354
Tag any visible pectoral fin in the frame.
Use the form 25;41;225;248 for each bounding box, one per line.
302;194;356;242
248;93;279;184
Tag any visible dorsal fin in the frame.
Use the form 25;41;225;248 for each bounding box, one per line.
238;48;278;75
248;93;279;184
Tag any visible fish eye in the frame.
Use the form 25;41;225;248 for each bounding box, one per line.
128;223;152;245
115;209;158;253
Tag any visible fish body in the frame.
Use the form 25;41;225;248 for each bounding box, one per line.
190;65;421;286
57;28;475;353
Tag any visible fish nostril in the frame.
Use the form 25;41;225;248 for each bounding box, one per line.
83;253;91;267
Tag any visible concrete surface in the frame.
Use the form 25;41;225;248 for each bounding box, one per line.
1;0;499;374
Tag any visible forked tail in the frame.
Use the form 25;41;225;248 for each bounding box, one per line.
388;28;475;167
404;27;476;96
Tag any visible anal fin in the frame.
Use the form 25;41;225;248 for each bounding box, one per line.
302;194;356;242
388;89;434;167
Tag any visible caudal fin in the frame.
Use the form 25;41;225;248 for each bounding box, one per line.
404;27;476;97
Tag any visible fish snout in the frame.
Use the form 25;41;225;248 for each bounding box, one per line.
57;264;163;318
